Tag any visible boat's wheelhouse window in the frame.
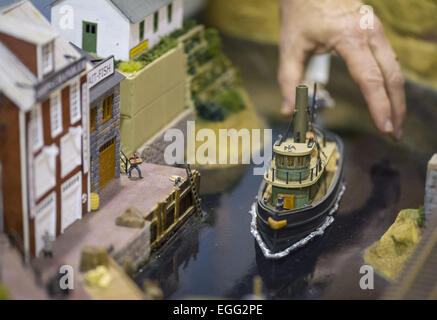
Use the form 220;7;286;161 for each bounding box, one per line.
276;155;285;167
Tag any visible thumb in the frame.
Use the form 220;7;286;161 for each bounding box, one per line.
278;41;306;116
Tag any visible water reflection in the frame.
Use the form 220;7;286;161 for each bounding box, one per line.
134;217;201;298
255;235;327;299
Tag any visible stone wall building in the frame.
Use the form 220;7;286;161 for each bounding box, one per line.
89;58;125;193
74;48;125;194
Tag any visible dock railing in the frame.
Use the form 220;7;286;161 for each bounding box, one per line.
144;170;201;251
120;150;129;174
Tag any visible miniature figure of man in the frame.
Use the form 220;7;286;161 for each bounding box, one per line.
128;152;143;179
42;231;53;258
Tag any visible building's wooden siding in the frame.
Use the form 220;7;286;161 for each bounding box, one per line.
0;96;24;251
0;32;37;76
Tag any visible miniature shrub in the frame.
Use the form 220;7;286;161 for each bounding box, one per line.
195;100;225;122
117;37;177;73
417;206;426;228
114;59;123;69
137;36;177;66
214;88;245;113
118;61;145;73
204;28;222;58
188;65;197;75
170;19;197;39
193;48;211;66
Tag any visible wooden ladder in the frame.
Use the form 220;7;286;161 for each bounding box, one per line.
185;163;202;215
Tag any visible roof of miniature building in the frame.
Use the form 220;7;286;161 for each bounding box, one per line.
50;0;173;24
70;43;125;103
0;41;37;110
3;1;83;70
0;0;23;10
109;0;173;23
0;14;58;45
89;66;125;102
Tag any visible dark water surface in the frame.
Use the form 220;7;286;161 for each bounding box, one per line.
134;36;436;300
135;124;427;299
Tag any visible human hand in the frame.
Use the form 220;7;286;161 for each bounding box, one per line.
279;0;406;139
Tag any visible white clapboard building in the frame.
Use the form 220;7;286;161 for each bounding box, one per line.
0;0;91;260
51;0;183;61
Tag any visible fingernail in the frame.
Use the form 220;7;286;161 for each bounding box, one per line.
384;120;394;133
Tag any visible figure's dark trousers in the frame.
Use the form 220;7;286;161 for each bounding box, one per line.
129;165;143;178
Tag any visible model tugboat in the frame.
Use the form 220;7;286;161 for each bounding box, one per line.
252;84;345;257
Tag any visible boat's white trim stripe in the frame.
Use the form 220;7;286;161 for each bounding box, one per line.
250;183;346;259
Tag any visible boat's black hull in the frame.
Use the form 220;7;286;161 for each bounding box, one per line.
255;130;345;254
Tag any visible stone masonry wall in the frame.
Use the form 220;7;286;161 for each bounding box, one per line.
90;84;121;194
113;221;151;272
138;108;194;165
425;154;437;220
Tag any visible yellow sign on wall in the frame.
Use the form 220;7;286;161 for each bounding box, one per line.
130;40;149;59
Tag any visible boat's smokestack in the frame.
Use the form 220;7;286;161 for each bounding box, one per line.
293;85;309;143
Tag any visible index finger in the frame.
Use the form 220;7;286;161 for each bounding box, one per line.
335;36;394;134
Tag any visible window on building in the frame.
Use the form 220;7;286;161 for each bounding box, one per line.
70;80;81;124
154;11;159;32
102;95;113;123
31;104;43;152
139;20;145;42
298;157;303;166
90;107;96;132
42;41;54;76
50;92;63;137
60;127;82;178
34;145;58;200
168;3;173;23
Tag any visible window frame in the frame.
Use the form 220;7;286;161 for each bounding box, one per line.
139;20;145;42
102;95;113;123
70;80;81;124
50;91;63;138
31;104;44;152
42;41;54;76
153;11;159;33
167;3;173;23
60;127;82;178
34;145;58;200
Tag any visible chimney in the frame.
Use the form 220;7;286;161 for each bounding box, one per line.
293;85;308;143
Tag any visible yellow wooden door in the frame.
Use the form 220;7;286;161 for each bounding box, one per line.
99;137;116;189
279;194;295;210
